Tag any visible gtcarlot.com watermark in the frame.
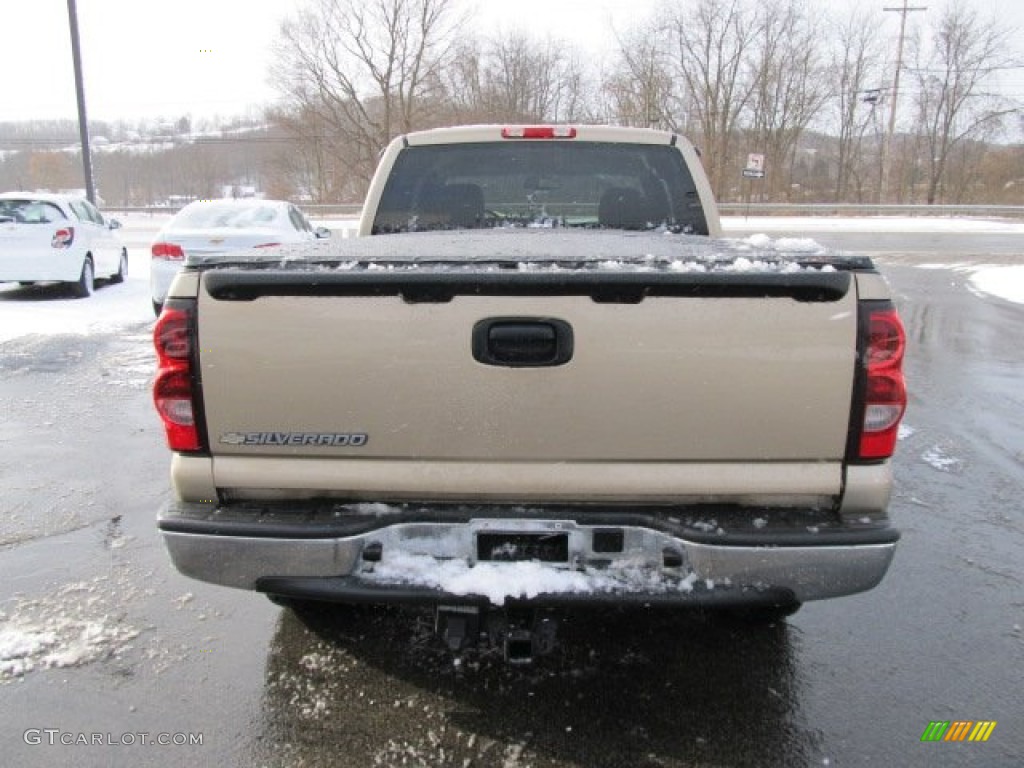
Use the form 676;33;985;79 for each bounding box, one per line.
24;729;203;747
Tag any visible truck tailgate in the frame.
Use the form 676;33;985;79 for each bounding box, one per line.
195;263;858;502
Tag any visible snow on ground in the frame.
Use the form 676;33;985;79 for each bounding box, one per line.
0;278;153;344
915;260;1024;305
0;575;142;681
921;443;965;474
721;215;1024;235
0;215;1021;347
966;266;1024;305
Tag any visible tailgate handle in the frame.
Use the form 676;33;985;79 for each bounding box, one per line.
473;318;573;367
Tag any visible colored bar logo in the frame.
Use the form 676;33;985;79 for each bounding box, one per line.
921;721;997;742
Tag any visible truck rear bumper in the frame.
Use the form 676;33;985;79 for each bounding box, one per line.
159;502;898;606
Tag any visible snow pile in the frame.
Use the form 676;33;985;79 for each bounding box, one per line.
733;233;826;254
0;626;58;676
362;551;705;606
0;614;139;679
917;262;1024;305
969;266;1024;305
0;619;138;677
0;576;143;681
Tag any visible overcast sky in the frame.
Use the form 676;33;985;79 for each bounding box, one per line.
1;0;1022;124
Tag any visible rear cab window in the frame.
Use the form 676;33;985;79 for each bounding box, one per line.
371;142;710;236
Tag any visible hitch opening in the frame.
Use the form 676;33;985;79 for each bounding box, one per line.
434;605;560;664
502;613;559;665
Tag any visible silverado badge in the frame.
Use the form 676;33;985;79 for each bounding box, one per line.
220;432;368;447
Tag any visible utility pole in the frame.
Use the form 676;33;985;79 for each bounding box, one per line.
67;0;96;204
879;1;926;203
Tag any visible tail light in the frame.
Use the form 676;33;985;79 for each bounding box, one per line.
51;227;74;248
855;305;907;460
153;302;203;452
152;242;185;261
254;242;282;248
501;126;577;139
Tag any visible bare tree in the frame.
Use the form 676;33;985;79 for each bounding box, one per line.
603;21;678;130
271;0;461;193
26;151;77;191
444;31;590;124
910;3;1021;204
268;105;354;201
744;0;829;200
830;7;887;202
665;0;762;196
444;38;488;122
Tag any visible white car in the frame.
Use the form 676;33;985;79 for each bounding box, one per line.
150;199;329;314
0;191;127;298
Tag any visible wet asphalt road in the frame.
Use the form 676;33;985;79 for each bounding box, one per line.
0;230;1021;767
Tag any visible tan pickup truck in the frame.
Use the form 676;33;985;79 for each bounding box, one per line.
153;126;906;659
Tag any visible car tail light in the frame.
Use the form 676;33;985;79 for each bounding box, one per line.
152;242;185;260
254;242;281;248
51;227;74;248
856;306;907;459
501;126;577;139
153;302;203;452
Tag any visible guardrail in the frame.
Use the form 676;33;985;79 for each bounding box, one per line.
110;203;1024;219
718;203;1024;218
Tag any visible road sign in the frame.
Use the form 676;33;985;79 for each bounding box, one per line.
743;153;765;179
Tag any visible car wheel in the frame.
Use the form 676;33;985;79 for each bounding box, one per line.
69;258;95;298
109;250;128;284
152;300;163;317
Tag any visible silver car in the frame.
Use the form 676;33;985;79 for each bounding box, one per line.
149;199;329;314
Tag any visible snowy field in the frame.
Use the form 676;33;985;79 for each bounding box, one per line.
0;214;1021;345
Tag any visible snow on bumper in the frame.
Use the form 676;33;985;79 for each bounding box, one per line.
159;514;897;606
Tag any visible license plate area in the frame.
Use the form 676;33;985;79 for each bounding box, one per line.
476;532;569;563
